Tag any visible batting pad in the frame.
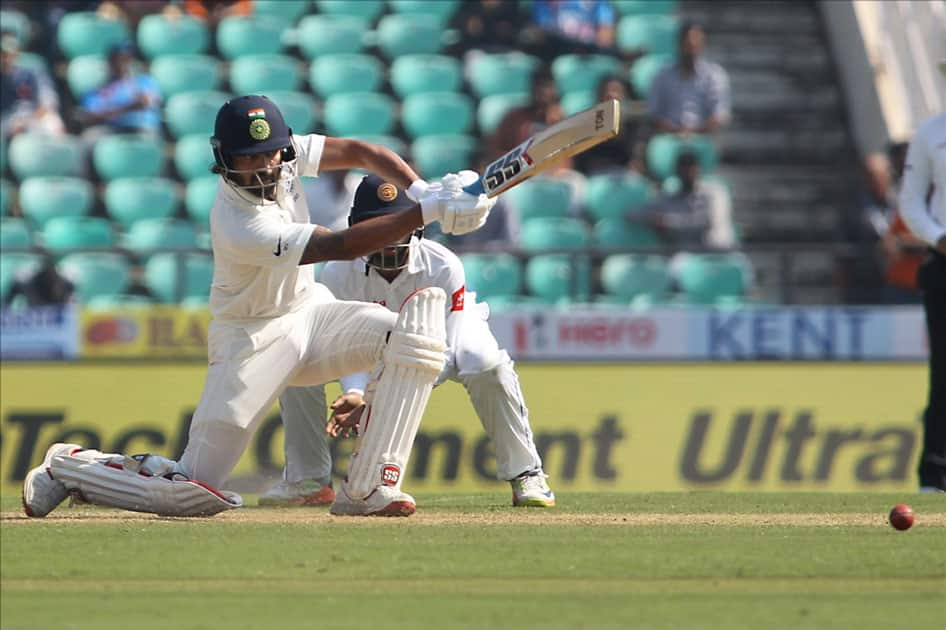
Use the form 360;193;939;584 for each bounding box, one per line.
50;450;243;517
346;287;447;498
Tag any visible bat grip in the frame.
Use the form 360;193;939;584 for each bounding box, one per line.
463;179;486;196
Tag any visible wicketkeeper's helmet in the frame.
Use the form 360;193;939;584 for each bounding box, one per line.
349;174;422;271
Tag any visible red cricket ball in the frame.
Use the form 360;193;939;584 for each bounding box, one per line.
888;504;915;531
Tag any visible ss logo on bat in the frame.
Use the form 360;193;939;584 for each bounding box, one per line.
484;140;531;191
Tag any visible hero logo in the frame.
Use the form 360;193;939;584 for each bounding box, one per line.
381;464;401;486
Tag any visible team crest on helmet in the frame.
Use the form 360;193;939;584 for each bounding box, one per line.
377;182;398;202
249;119;271;141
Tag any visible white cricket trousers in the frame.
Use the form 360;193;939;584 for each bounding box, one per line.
179;299;396;488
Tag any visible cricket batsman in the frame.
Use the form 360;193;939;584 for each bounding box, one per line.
22;94;496;518
261;176;555;509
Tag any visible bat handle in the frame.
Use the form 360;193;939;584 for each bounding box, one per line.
463;179;486;196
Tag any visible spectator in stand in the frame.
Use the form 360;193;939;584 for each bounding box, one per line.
4;257;75;308
878;142;925;303
78;41;162;136
574;75;643;174
529;0;616;56
490;69;563;158
0;33;64;139
182;0;253;26
648;22;730;135
451;0;526;54
629;151;734;249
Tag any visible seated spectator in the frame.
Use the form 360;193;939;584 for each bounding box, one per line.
78;41;162;136
490;69;563;158
629;151;735;249
0;33;64;139
529;0;616;55
4;257;75;308
574;76;644;174
648;22;730;135
450;0;526;54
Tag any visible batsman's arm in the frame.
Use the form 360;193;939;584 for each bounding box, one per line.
319;137;423;192
299;207;424;265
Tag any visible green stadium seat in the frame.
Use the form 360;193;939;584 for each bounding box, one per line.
309;53;383;97
376;14;444;58
150;54;221;97
585;173;652;221
646;134;718;180
347;135;406;155
42;216;114;252
85;294;155;310
0;179;11;216
460;253;522;299
165;91;231;139
14;53;50;76
105;177;178;228
93;134;164;180
552;54;621;94
216;15;285;59
411;135;475;179
402;92;473;139
617;15;678;56
0;253;43;301
324;93;395;136
477;93;528;135
0;9;30;45
673;253;751;304
316;0;384;21
123;219;199;253
267;91;318;134
469;53;539;98
174;134;215;180
390;55;461;98
185;176;219;227
253;0;310;23
504;178;573;222
561;90;596;116
59;252;130;302
519;217;589;252
613;0;678;15
296;15;367;59
525;254;592;303
18;177;93;228
66;55;109;99
144;252;214;302
0;218;31;248
8;134;81;180
389;0;460;23
137;13;209;59
600;254;671;300
229;54;301;93
57;12;130;58
629;53;672;99
593;217;661;249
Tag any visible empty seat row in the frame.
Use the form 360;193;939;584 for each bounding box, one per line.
1;216;204;253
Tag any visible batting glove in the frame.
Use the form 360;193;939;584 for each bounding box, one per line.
419;171;496;235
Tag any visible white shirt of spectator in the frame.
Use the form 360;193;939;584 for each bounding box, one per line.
209;133;334;321
899;112;946;247
648;59;731;129
320;238;476;393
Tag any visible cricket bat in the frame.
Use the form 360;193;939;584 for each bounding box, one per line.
464;99;620;198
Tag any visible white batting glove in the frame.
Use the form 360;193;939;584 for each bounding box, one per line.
419;171;495;235
406;179;430;202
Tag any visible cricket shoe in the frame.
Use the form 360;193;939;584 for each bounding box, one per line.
258;479;336;507
330;484;416;517
23;443;83;517
511;470;556;507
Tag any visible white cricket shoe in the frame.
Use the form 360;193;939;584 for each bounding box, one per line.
511;470;555;507
23;443;82;517
258;479;336;507
330;483;416;517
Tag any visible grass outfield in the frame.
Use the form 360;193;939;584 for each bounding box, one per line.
1;492;944;630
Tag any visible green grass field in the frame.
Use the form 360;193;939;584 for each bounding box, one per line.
2;492;944;630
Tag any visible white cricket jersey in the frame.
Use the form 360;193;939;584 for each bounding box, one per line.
900;112;946;247
320;239;470;392
209;133;335;321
